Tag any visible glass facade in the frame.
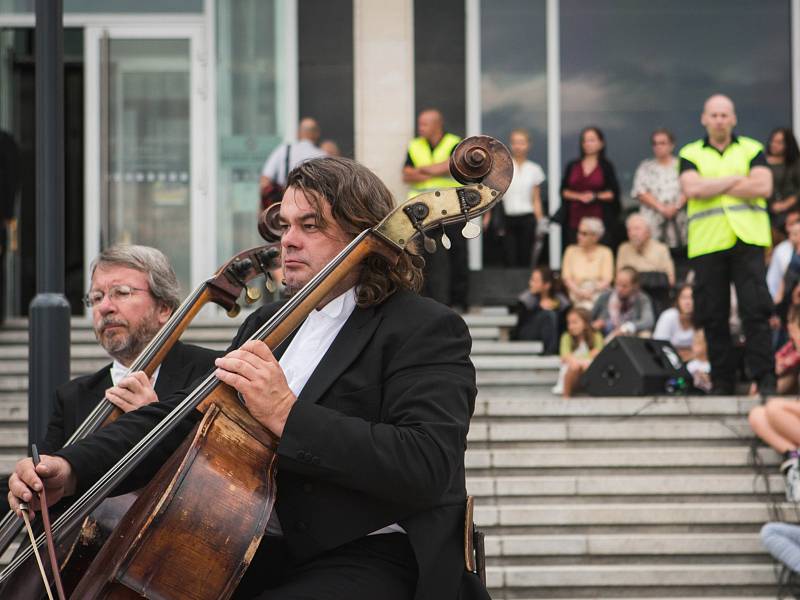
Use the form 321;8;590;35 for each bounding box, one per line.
0;0;203;13
480;0;547;176
215;0;287;267
560;0;792;205
106;39;192;292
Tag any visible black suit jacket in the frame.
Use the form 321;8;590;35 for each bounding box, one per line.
57;290;478;600
40;341;220;454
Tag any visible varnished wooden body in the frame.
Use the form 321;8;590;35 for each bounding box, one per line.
70;384;278;600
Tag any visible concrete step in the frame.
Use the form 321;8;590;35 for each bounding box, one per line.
0;395;762;423
465;446;778;469
467;418;753;443
466;474;782;497
472;395;759;417
476;371;557;386
485;532;765;557
472;355;560;370
475;502;779;527
486;563;775;590
0;338;545;358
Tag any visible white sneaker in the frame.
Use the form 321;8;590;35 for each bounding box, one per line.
781;457;800;502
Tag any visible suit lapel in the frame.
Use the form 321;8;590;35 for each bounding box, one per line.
76;365;113;425
297;305;381;405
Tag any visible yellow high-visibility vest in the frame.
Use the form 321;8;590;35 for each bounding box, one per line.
679;135;771;258
407;133;462;199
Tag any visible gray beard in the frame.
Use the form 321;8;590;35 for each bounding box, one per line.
96;316;162;366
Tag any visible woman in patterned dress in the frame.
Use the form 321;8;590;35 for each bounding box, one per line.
631;128;687;262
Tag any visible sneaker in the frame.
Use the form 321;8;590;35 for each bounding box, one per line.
782;457;800;502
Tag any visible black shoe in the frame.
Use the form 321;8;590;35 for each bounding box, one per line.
757;373;777;396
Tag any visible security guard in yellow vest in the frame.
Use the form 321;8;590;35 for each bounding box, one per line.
679;94;774;395
403;109;468;310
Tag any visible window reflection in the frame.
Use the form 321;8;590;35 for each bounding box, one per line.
560;0;792;206
481;0;548;266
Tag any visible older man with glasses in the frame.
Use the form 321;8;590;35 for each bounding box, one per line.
1;244;219;517
41;244;220;453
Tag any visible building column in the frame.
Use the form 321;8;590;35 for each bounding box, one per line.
353;0;414;203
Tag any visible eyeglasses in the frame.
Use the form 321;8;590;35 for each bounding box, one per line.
83;285;149;308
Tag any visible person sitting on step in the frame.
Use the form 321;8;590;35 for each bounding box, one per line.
552;307;604;398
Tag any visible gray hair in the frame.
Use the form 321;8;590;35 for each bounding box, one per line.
626;212;652;233
90;244;181;312
579;216;604;238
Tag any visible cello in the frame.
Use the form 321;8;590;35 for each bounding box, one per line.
5;136;512;599
0;239;282;597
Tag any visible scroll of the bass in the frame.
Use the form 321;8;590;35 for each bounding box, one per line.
0;242;282;599
47;136;513;600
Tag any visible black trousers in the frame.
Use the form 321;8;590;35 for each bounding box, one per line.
691;241;774;390
233;534;418;600
422;222;469;309
502;214;536;268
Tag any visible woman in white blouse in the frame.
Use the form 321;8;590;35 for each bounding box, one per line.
653;284;695;361
499;129;546;267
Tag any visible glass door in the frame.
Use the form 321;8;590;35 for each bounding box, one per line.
84;23;208;297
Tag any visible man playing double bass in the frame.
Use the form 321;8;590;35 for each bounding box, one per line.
1;245;218;515
8;157;486;599
42;244;220;452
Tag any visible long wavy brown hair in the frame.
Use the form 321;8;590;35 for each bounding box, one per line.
285;157;423;307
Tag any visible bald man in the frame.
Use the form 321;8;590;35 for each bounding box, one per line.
679;94;774;395
403;109;469;312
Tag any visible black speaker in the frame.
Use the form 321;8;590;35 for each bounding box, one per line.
581;337;691;396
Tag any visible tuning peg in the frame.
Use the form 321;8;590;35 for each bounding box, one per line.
423;235;437;253
461;220;481;239
411;254;426;268
245;286;262;304
441;227;452;250
265;274;277;293
227;303;241;318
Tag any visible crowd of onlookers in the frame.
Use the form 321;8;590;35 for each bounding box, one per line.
503;125;800;398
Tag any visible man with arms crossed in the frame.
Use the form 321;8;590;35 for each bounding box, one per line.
679;94;774;395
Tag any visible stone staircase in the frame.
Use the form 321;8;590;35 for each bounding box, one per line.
0;312;787;598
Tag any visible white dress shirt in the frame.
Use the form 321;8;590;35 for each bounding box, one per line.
267;287;405;537
110;361;161;387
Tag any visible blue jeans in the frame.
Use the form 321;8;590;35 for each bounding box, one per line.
761;522;800;572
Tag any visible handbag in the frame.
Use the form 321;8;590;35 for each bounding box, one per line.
259;143;292;210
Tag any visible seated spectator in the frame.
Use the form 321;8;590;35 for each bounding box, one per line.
774;309;800;395
553;307;604;397
616;213;675;314
653;284;695;361
686;329;712;393
767;212;800;301
761;522;800;573
777;219;800;308
748;308;800;501
511;266;570;354
591;266;655;340
561;216;613;311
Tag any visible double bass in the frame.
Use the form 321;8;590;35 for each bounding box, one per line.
2;136;512;599
0;238;282;598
